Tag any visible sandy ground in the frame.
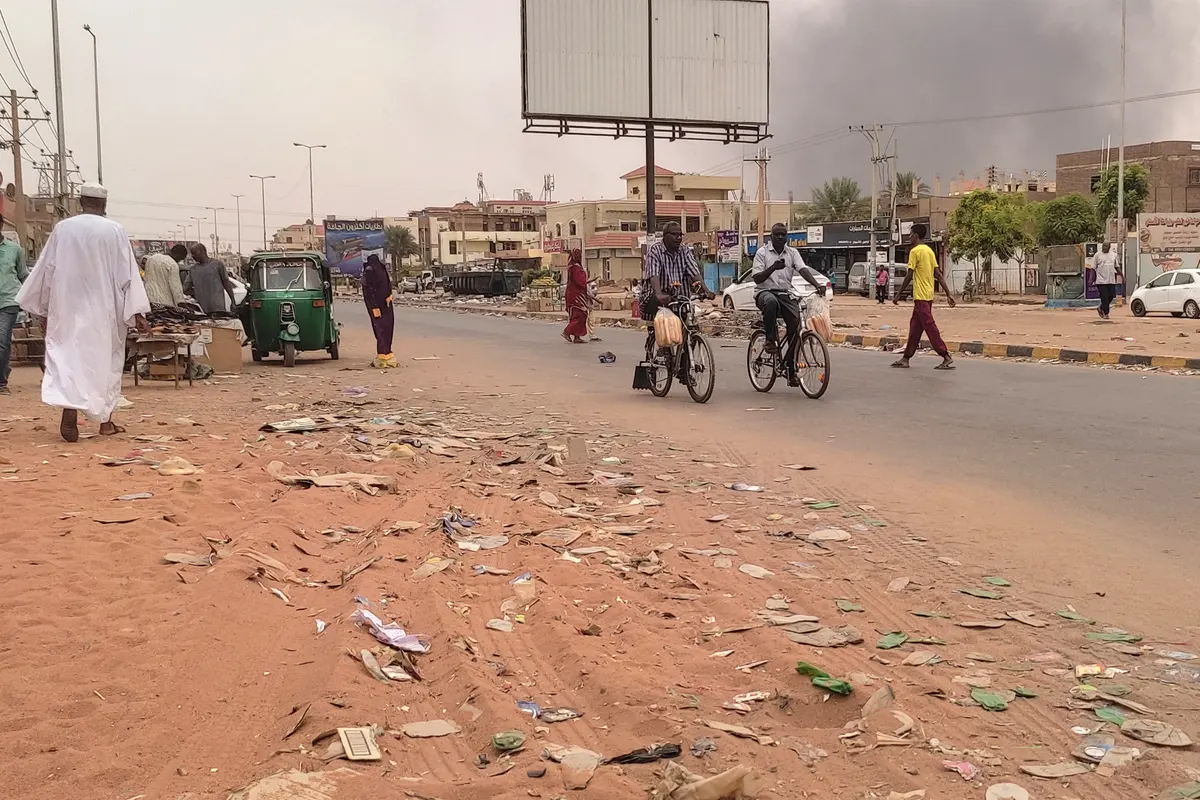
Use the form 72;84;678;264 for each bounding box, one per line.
1;325;1198;800
427;293;1200;359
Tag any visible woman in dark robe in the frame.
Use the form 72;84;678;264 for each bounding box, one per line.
362;254;396;368
561;249;589;344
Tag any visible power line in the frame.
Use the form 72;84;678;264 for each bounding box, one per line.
881;85;1200;129
0;8;33;88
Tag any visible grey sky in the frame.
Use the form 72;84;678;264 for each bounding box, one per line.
2;0;1198;246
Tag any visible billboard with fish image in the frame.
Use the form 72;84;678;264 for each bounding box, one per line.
324;218;385;277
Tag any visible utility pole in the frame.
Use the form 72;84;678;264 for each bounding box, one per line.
294;142;326;227
1116;0;1127;276
852;124;887;299
205;206;221;254
745;147;771;251
9;90;28;247
190;216;206;249
231;194;244;255
50;0;69;218
644;0;656;239
82;24;102;185
250;174;275;250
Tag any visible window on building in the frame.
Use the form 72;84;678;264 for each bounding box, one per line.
509;220;520;232
489;242;497;253
523;219;535;231
675;195;685;201
285;236;293;243
602;258;612;281
686;216;700;233
620;221;638;232
569;220;577;236
555;223;562;237
1190;168;1200;185
654;194;663;200
632;186;640;195
449;221;456;231
449;240;458;255
1089;175;1102;193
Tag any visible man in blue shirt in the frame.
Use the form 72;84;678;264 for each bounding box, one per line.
0;215;28;395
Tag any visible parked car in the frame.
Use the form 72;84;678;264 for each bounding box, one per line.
1129;269;1200;318
847;262;911;300
720;268;833;312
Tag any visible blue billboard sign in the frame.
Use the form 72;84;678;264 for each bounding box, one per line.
325;218;385;277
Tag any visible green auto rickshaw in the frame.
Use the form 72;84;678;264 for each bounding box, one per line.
242;251;340;367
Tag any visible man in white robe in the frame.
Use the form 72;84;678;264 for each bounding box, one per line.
17;183;150;442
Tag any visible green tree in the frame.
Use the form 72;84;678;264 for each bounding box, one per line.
882;171;931;204
385;225;421;273
1096;163;1149;223
949;190;1035;291
808;177;871;223
1032;193;1103;248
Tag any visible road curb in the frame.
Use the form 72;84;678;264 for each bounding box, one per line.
398;301;1200;371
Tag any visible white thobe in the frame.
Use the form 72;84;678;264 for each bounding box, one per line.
17;214;150;421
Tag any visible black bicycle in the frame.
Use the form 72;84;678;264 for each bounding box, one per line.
634;295;716;404
746;292;831;399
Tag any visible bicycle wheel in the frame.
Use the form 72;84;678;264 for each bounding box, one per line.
796;331;830;399
746;331;777;393
686;334;716;404
649;347;674;397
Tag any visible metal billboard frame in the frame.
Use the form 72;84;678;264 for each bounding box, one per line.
520;0;770;232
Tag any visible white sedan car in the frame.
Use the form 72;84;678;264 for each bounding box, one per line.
1130;269;1200;318
720;268;833;311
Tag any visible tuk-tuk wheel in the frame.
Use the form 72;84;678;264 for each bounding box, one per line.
251;347;263;363
283;341;297;368
328;339;340;361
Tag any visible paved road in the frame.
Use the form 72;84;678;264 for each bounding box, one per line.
347;306;1198;540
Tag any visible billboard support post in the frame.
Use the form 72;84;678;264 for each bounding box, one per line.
644;0;655;237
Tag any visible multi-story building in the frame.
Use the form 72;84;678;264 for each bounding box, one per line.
270;221;324;252
1056;141;1200;213
413;199;550;267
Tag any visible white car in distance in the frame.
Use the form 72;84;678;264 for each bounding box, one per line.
720;268;833;311
1129;269;1200;318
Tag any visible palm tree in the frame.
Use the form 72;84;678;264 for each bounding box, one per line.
808;177;871;222
884;171;932;203
385;226;421;274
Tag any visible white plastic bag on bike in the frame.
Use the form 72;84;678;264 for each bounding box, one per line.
654;307;684;348
806;295;833;340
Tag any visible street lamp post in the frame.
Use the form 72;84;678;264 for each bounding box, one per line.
50;0;68;217
1116;0;1127;270
190;216;206;249
293;142;326;227
82;24;102;185
231;194;244;255
181;223;190;243
250;174;276;250
205;206;220;254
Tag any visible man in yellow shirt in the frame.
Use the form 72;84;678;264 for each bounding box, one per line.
892;223;956;370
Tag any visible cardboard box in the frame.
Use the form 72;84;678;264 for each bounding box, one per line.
196;325;244;374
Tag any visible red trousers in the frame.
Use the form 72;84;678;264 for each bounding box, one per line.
903;300;949;359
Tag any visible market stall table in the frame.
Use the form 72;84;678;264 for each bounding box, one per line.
129;332;199;388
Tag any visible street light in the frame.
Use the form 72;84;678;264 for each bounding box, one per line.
205;206;220;254
190;216;206;249
1116;0;1127;271
293;142;326;227
231;194;244;255
181;223;191;242
250;175;275;250
82;24;102;185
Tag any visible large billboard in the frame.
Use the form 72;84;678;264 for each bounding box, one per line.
1137;212;1200;253
324;218;385;277
521;0;768;137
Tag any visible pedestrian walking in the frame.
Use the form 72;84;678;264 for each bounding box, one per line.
562;248;589;344
875;263;889;304
0;213;28;395
362;253;396;368
142;244;188;307
1091;243;1122;319
16;183;151;440
891;223;956;370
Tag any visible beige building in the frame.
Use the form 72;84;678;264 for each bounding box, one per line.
413;199;549;267
438;228;543;266
1056;140;1200;213
270;221;324;252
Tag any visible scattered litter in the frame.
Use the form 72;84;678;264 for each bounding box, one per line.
703;719;773;746
807;528;852;543
1096;707;1127;726
789;626;863;648
902;651;938;667
539;491;561;507
806;500;839;510
942;760;980;781
1018;762;1089;778
1056;608;1093;623
972;688;1015;712
986;784;1030;800
780;464;817;471
984;576;1012;586
350;609;430;653
266;461;394;494
707;514;730;523
162;552;213;567
690;738;717;758
959;587;1001;600
606;743;682;764
887;578;911;593
157;457;202;476
726;483;763;493
541;707;583;724
115;492;153;501
486;619;514;633
1006;610;1047;628
957;620;1006;629
1086;631;1142;644
652;761;765;800
400;719;461;738
836;599;864;613
1121;719;1193;747
492;730;526;752
739;564;774;579
877;632;909;650
598;351;616;364
1157;650;1198;661
542;744;603;790
473;565;512;576
796;661;853;696
411;556;455;579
